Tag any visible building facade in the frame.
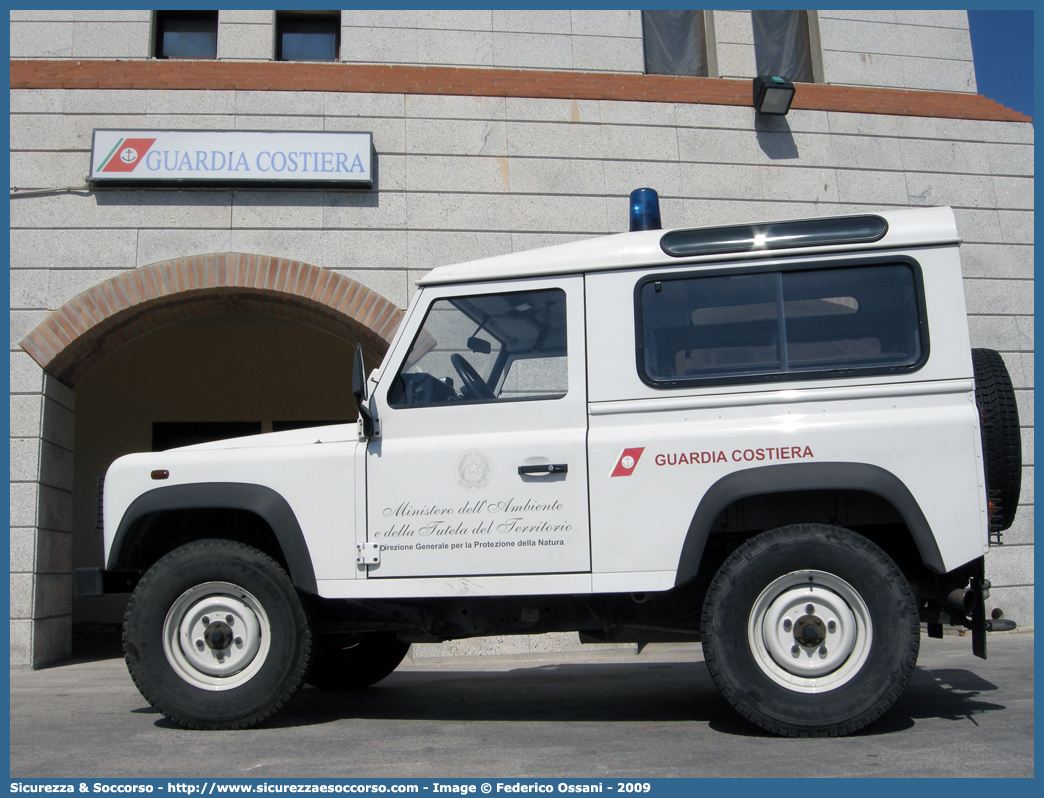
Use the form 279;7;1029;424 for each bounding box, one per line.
10;10;1033;667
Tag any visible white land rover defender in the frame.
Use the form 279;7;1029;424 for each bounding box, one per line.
76;191;1022;736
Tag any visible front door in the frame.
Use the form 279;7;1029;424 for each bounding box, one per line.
365;276;590;578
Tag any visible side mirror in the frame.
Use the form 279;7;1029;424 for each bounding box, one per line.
352;344;374;437
352;343;368;402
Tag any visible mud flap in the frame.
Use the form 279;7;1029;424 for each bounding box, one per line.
970;559;987;660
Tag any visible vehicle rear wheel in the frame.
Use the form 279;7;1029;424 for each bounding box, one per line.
123;540;312;730
307;632;411;690
701;524;919;737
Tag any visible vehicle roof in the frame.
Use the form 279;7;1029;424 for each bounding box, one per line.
418;205;959;286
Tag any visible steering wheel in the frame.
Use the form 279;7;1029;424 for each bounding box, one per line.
450;353;495;400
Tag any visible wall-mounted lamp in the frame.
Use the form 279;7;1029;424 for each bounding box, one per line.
753;75;795;115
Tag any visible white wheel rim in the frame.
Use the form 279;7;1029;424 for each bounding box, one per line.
747;570;872;694
162;581;271;691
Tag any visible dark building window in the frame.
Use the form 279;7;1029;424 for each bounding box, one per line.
272;420;351;431
154;10;218;59
751;10;815;82
152;421;262;451
276;12;340;61
642;10;709;76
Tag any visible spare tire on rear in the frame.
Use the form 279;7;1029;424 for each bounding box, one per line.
971;348;1022;533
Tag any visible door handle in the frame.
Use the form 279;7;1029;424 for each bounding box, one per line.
518;463;568;476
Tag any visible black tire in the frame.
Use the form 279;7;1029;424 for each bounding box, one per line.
701;524;919;737
123;540;312;730
307;632;411;690
972;348;1022;532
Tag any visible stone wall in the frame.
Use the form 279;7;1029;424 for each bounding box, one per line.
11;9;978;93
10;374;75;666
818;10;977;93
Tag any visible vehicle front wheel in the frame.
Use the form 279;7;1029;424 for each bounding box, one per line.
123;540;312;730
701;524;919;737
307;632;411;690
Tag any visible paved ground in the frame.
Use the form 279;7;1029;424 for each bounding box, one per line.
10;631;1034;779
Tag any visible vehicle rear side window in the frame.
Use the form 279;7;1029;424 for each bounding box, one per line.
638;261;926;386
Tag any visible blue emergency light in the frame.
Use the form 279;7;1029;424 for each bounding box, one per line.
629;187;662;232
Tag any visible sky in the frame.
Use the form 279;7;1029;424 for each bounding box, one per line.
967;10;1034;118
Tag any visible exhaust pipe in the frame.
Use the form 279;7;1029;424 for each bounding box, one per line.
945;587;977;613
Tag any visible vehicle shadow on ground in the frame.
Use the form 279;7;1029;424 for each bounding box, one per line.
67;630;124;664
866;667;1006;734
148;659;1009;736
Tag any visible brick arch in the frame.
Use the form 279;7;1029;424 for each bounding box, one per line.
20;254;405;387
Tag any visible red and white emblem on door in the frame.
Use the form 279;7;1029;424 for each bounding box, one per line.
610;447;645;477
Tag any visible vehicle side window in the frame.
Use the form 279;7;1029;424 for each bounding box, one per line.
638;262;925;386
499;356;568;400
388;288;568;407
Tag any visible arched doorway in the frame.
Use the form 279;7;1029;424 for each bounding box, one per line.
17;254;403;665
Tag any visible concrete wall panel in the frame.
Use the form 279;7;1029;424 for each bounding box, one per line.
10;11;77;22
994;177;1035;210
602;124;680;162
506;157;605;196
323;192;409;230
224;230;324;271
10;575;35;620
35;531;72;575
9;21;74;58
493;33;572;70
507;122;604;160
997;212;1034;245
680;163;762;201
30;616;72;667
984;588;1032;630
341;11;492;31
324;92;406;119
218;14;274;61
406;231;513;271
571;35;644;73
570;10;640;39
405;94;506;122
406;119;508;157
343;28;494;67
10;395;43;440
406;192;513;232
893;10;969;29
10;620;33;668
11;528;36;574
959;246;1035;292
11;483;39;529
1004;505;1034;546
135;231;235;268
38;485;75;535
905;173;998;209
493;10;571;34
714;43;757;81
71;21;150;59
406;155;509;194
835;170;908;206
506;97;602;124
677;127;760;166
